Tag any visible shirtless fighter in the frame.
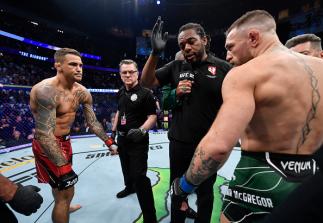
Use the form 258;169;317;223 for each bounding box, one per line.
30;48;117;223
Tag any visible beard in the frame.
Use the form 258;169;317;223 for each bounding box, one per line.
184;47;205;64
73;73;83;82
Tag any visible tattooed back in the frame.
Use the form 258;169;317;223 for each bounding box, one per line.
226;48;323;155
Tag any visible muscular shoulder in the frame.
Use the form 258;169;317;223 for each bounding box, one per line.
30;79;58;113
73;83;91;103
30;78;58;101
73;82;88;94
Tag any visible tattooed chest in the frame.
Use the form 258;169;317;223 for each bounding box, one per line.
56;90;84;112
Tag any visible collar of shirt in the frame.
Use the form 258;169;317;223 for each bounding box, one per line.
125;83;140;93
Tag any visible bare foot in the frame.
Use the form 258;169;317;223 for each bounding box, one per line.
69;204;82;213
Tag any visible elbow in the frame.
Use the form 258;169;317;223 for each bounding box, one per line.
35;129;54;139
140;78;152;88
201;138;233;161
140;80;148;87
87;124;96;132
140;73;158;88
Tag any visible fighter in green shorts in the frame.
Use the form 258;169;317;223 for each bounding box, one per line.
222;151;318;223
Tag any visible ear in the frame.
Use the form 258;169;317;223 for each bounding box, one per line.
201;36;207;46
54;62;61;71
319;51;323;58
248;29;260;47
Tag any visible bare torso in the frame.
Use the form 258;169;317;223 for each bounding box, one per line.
30;77;87;136
241;48;323;154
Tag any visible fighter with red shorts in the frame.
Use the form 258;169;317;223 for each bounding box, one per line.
32;135;77;190
29;48;117;223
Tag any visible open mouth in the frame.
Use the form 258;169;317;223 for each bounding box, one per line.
186;54;195;60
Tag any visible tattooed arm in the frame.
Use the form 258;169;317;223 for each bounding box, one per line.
185;67;256;186
32;84;67;166
82;89;109;141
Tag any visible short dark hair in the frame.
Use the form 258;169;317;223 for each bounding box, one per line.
226;10;276;36
54;48;81;63
119;59;138;70
285;34;322;50
178;23;206;38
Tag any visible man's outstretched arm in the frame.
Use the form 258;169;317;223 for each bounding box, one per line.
82;89;109;141
173;67;256;194
82;90;118;154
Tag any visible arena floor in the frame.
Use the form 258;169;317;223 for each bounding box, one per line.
0;131;241;223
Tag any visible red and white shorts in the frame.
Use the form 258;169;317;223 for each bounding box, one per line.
32;135;73;188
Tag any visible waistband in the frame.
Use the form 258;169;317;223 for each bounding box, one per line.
55;134;71;141
241;150;318;181
241;150;315;160
34;133;70;141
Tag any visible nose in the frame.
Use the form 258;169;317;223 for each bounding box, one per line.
76;65;82;72
184;43;192;52
226;52;233;63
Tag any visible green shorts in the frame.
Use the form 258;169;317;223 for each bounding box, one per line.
222;151;318;222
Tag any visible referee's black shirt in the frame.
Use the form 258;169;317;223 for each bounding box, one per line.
156;54;231;144
116;84;156;133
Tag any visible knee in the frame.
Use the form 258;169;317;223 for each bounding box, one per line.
53;187;75;203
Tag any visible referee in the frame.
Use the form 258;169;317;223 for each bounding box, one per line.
141;18;231;223
113;59;157;223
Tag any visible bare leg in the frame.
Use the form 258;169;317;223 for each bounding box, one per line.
220;213;230;223
52;186;75;223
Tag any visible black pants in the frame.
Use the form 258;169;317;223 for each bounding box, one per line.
0;201;18;223
169;139;217;223
118;135;156;223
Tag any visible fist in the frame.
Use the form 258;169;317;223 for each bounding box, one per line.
105;137;118;155
109;144;118;155
8;184;43;216
171;175;196;198
176;80;193;97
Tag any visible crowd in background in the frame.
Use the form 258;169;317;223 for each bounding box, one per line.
0;87;120;148
0;10;177;148
0;53;166;148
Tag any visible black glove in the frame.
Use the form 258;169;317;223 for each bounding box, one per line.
171;175;197;209
151;16;168;55
126;128;147;142
8;184;43;216
56;164;78;190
